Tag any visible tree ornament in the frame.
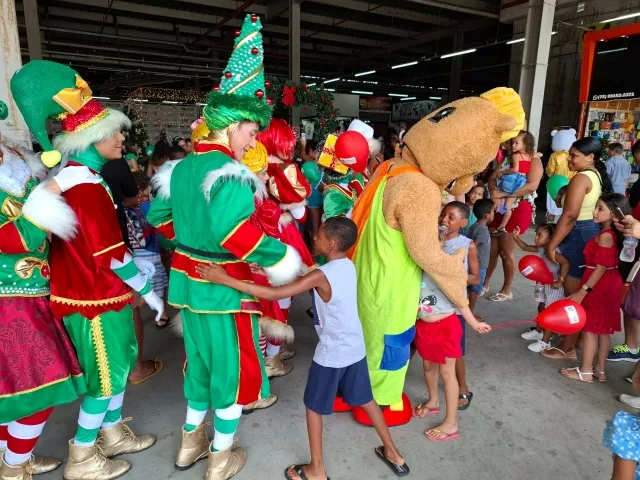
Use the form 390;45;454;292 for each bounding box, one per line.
267;98;273;105
213;85;221;91
235;30;241;37
302;83;308;92
225;71;233;79
251;14;258;22
252;47;259;55
265;80;271;89
255;89;265;99
304;105;309;111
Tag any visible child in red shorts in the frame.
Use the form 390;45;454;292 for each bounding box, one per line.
414;251;491;442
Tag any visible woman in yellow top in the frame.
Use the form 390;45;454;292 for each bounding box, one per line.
542;137;612;360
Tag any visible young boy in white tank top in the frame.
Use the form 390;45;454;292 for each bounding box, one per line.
196;217;410;480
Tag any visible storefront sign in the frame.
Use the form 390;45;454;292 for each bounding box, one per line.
359;97;390;111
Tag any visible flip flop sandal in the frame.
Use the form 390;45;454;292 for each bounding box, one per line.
156;317;171;330
284;465;329;480
560;367;594;383
374;446;410;477
458;392;474;411
487;292;513;302
594;370;607;383
479;287;489;297
540;347;577;360
627;376;634;384
424;429;461;443
413;403;440;417
129;359;163;385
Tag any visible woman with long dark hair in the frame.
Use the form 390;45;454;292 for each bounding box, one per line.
541;136;613;360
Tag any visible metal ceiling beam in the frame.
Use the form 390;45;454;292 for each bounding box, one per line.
404;0;499;19
189;0;258;47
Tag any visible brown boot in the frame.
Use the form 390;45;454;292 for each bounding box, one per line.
264;354;293;378
97;418;156;458
205;444;246;480
242;395;278;414
0;450;60;475
175;422;210;470
279;344;296;361
62;441;130;480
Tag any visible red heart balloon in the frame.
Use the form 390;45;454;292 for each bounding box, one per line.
518;254;554;285
334;131;369;173
536;299;586;335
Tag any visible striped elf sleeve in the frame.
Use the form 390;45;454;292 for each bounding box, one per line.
110;253;152;295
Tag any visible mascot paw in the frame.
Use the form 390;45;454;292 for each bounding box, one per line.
352;393;412;427
333;396;354;413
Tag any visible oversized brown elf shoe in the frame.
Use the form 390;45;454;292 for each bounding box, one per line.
175;422;210;471
62;441;130;480
264;354;293;378
205;444;246;480
0;451;61;475
279;344;296;361
97;418;156;458
242;395;278;414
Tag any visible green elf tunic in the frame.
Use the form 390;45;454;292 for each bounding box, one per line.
147;143;302;409
0;144;85;423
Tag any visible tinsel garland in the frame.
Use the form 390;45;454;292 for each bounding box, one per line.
266;77;340;140
128;87;207;103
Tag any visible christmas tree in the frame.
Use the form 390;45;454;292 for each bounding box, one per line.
124;103;148;154
203;14;272;131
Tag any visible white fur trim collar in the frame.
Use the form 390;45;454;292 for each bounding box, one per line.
151;160;182;200
201;161;267;202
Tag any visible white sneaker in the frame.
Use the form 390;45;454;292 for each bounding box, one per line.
528;340;551;352
521;329;543;341
619;394;640;408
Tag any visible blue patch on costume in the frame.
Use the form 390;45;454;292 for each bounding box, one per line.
380;326;416;371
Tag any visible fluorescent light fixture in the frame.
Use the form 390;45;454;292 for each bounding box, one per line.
388;93;408;97
507;38;525;44
598;47;628;54
440;48;477;59
355;70;376;77
325;88;335;92
600;12;640;23
133;99;148;102
429;96;442;100
401;96;417;101
162;101;180;104
551;31;557;35
197;103;207;106
93;96;111;100
324;77;341;84
391;61;418;69
352;90;373;95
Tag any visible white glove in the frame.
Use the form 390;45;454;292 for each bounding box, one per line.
134;257;156;277
142;290;165;322
53;166;103;192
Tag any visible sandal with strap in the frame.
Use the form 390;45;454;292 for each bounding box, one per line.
540;347;577;360
560;367;594;383
487;292;513;302
458;392;474;411
284;465;329;480
594;370;607;383
374;446;410;477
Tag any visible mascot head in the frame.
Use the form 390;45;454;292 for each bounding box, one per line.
401;87;525;196
256;118;296;162
551;128;577;153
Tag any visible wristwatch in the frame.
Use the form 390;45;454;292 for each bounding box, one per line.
582;285;593;293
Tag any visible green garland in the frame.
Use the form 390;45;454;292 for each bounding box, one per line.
266;77;340;140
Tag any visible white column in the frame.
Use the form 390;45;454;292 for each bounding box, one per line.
0;0;31;148
518;0;556;142
289;0;301;132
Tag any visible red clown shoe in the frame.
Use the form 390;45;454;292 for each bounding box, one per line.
352;393;412;427
333;396;354;413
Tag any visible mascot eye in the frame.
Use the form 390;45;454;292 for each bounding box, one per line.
429;107;456;123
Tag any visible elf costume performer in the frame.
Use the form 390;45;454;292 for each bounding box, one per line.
0;100;89;479
147;14;302;480
11;60;165;480
347;88;525;427
256;118;313;366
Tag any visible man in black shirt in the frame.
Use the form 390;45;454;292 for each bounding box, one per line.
101;157;163;384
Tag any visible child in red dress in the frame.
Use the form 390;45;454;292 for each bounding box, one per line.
561;193;629;383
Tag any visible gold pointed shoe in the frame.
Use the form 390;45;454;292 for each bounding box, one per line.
30;456;62;475
97;418;156;458
175;422;210;471
205;444;246;480
62;441;130;480
242;395;278;414
265;354;293;378
0;458;34;480
279;344;296;361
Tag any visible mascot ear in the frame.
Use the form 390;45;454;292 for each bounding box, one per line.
551;130;559;137
498;114;518;143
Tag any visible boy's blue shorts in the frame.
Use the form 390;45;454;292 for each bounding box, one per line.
304;357;373;415
469;268;487;294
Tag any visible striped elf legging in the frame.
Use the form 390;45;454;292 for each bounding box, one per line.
0;408;53;466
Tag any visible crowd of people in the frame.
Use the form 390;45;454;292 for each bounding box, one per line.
3;13;640;480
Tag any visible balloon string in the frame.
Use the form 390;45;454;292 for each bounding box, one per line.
488;319;536;330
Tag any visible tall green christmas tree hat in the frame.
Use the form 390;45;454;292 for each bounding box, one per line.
203;14;273;131
10;60;130;167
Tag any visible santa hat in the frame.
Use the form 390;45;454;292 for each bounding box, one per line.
10;60;130;167
348;119;381;157
204;14;272;132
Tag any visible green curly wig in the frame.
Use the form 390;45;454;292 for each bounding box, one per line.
203;91;272;132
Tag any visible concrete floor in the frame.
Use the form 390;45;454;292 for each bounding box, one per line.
39;232;632;480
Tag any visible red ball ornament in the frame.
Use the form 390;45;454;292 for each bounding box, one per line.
251;14;258;22
213;85;221;91
234;30;241;37
255;89;265;99
335;131;369;173
252;47;259;55
304;105;309;111
267;98;273;105
265;80;271;89
225;71;232;79
518;255;554;285
536;299;586;335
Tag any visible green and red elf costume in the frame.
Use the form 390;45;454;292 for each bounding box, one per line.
11;60;164;480
147;14;303;479
0;102;87;477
